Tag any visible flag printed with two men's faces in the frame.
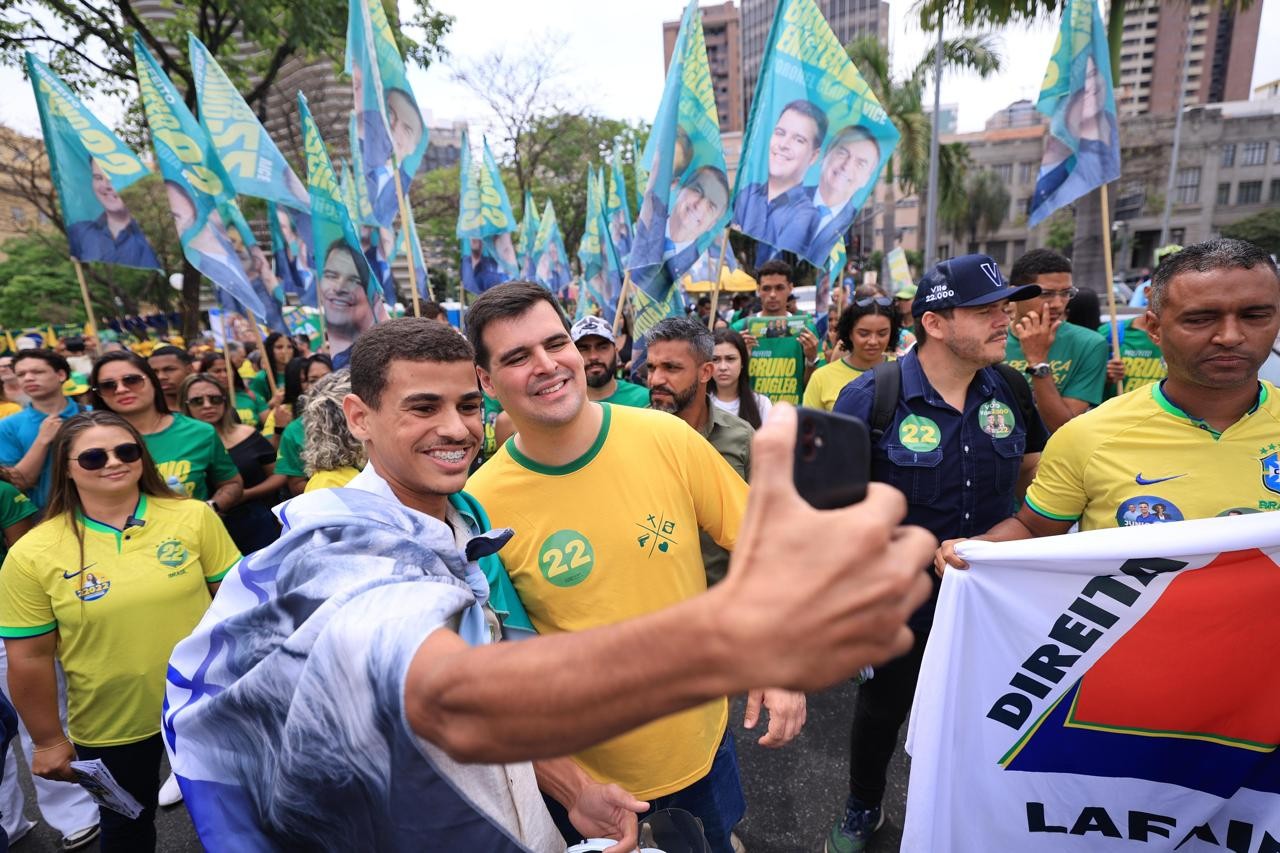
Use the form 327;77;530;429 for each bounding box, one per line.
26;53;161;271
731;0;898;268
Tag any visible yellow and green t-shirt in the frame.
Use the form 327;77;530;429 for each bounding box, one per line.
143;414;240;501
1005;320;1109;406
466;403;748;800
731;314;821;405
305;466;360;492
1099;320;1165;399
0;495;240;746
803;358;869;411
1025;381;1280;531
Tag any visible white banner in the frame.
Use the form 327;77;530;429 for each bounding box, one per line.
904;513;1280;852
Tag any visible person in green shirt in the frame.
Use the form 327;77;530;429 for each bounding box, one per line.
249;332;302;406
1099;313;1165;398
803;297;900;411
88;351;243;510
199;351;267;427
0;475;36;560
1003;249;1107;432
730;258;821;405
570;315;651;408
273;418;307;496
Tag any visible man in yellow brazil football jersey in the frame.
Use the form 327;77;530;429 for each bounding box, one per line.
465;281;809;853
936;237;1280;570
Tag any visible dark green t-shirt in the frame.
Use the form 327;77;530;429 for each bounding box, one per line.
731;314;820;405
1004;320;1108;406
1098;320;1164;398
234;389;266;427
143;414;240;501
0;480;36;561
601;379;651;408
274;417;306;478
249;370;284;405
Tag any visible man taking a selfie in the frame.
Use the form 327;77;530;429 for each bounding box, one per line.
826;254;1049;852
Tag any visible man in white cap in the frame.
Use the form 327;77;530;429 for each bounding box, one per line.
571;316;651;408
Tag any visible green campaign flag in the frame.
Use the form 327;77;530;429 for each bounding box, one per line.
299;92;386;366
134;35;263;315
629;0;730;299
347;113;379;226
578;167;605;284
732;0;899;267
606;143;633;262
26;52;160;270
530;200;571;294
631;137;647;217
458;136;515;240
516;190;540;277
189;34;309;212
820;237;846;312
346;0;428;227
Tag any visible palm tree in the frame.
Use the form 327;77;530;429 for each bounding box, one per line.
846;34;1001;279
943;169;1010;250
931;142;973;258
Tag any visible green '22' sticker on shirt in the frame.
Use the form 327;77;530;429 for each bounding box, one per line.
538;529;595;587
898;415;941;451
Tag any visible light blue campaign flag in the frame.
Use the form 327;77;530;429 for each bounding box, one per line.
26;52;160;270
516;190;540;277
530;200;572;296
134;36;263;316
629;0;731;299
631;137;647;218
733;0;899;267
605;143;633;262
457;137;516;241
395;204;430;302
346;0;428;228
579;169;622;316
1027;0;1121;227
189;34;310;213
299;92;386;367
268;201;315;302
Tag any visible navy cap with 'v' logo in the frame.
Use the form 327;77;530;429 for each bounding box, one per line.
912;253;1042;317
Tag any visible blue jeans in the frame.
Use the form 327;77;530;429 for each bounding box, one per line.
546;729;746;853
0;694;16;853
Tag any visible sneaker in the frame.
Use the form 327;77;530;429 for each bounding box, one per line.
730;832;746;853
824;799;884;853
61;825;100;851
159;771;184;806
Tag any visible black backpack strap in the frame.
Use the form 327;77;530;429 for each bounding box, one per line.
992;362;1036;429
868;360;902;444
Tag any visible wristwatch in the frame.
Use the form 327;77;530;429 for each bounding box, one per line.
1025;362;1052;379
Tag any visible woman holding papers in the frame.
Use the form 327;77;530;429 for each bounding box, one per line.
0;412;239;851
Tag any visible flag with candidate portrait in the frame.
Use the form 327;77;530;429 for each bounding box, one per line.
515;190;540;277
903;513;1280;852
396;203;431;303
134;36;263;316
606;143;633;262
26;53;160;270
457;136;516;243
631;137;648;217
528;200;572;296
629;0;731;300
578;167;621;313
733;0;898;267
299;92;384;364
346;0;428;228
268;201;315;302
1026;0;1121;228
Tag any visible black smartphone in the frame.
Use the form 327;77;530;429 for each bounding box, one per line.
793;407;870;509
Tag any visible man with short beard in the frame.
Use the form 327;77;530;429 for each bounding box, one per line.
646;316;753;586
570;316;649;407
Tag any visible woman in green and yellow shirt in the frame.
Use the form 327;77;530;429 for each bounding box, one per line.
0;411;240;850
803;298;902;411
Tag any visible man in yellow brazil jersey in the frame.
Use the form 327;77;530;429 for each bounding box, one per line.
937;237;1280;568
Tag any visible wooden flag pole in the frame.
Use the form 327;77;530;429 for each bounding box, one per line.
223;343;237;409
245;309;279;399
71;259;96;336
705;230;732;329
1099;184;1123;397
612;272;633;335
392;168;425;315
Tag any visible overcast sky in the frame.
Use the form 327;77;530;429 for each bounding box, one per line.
0;0;1277;141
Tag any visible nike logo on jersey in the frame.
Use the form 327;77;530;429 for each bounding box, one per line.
62;563;96;580
1135;473;1187;486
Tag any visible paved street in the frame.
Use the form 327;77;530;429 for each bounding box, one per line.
9;680;908;852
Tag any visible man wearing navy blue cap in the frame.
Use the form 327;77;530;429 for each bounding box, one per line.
824;254;1050;853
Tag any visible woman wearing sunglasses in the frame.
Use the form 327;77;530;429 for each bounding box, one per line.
197;352;264;428
178;374;283;555
802;298;903;411
0;411;240;851
88;353;243;515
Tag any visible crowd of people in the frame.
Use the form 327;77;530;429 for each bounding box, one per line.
0;236;1270;851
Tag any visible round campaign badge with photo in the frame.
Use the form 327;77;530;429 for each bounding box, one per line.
979;400;1015;439
1216;507;1261;517
1116;496;1185;527
898;415;941;452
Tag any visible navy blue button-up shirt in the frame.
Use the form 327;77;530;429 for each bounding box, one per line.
834;348;1048;627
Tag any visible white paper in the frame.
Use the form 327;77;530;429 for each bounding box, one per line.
70;758;144;819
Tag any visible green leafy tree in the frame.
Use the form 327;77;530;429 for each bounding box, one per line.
845;34;1000;275
1221;210;1280;258
943;169;1010;250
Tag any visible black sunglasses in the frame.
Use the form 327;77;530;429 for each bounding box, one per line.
187;394;226;408
94;374;147;394
74;442;143;471
855;296;893;308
